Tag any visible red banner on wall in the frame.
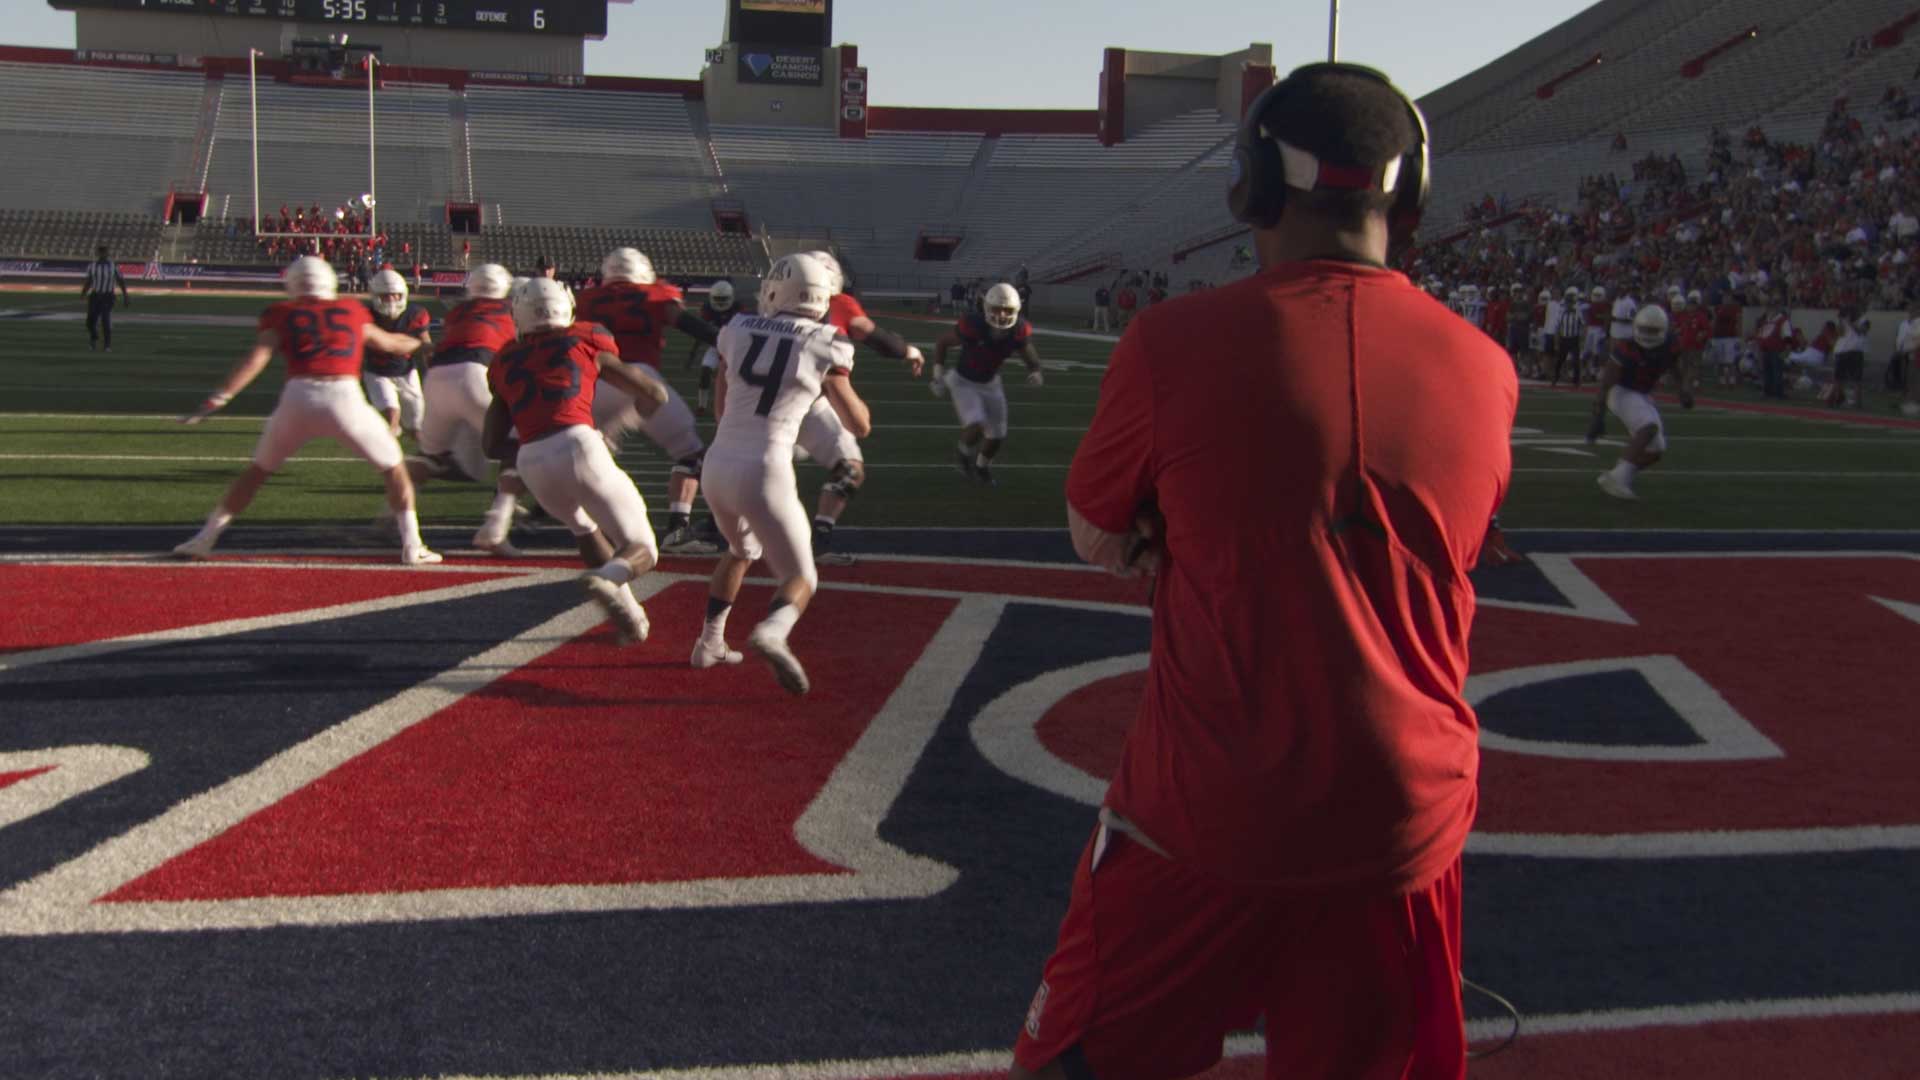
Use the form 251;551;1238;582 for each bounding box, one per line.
839;62;868;139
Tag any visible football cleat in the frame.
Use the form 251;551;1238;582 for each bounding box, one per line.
1596;472;1638;500
171;534;217;560
472;528;520;559
690;636;745;669
401;545;444;565
975;461;996;487
818;551;857;567
660;524;722;555
580;572;649;644
955;447;976;479
747;627;810;696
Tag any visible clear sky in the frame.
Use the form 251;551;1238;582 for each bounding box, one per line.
15;0;1596;106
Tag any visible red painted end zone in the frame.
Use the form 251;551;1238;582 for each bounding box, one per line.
0;766;56;790
0;565;518;654
1036;672;1141;782
106;583;958;900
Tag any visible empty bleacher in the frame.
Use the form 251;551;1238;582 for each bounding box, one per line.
0;209;163;261
466;87;716;230
0;62;202;217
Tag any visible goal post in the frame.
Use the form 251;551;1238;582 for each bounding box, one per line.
248;47;380;242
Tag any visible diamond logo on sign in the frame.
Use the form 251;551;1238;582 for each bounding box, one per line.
745;53;773;77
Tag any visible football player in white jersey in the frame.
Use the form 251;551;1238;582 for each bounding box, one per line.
362;269;431;439
693;253;869;695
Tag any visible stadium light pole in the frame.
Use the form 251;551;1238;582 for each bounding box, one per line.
1328;0;1340;61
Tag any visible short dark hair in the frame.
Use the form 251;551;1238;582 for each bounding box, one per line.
96;245;109;258
1258;70;1417;229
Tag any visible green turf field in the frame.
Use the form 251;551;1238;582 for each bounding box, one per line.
3;289;1919;532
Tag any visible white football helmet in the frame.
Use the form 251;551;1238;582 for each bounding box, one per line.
465;263;513;300
1591;285;1608;302
758;253;834;320
1633;305;1670;348
510;276;531;301
601;247;656;285
1687;289;1704;306
284;256;338;302
1564;286;1580;299
1462;284;1481;300
1667;289;1687;311
804;250;846;295
370;269;409;319
709;280;736;312
1537;289;1551;304
513;277;575;334
983;283;1022;330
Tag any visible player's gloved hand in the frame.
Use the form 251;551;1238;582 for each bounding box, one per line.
1679;389;1696;410
904;346;926;378
930;366;948;398
1027;369;1045;387
1584;407;1606;443
180;392;230;426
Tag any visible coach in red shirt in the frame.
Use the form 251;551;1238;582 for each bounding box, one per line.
1015;65;1516;1080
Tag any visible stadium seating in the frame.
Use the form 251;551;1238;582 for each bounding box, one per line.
0;209;164;261
0;62;202;217
466;87;716;229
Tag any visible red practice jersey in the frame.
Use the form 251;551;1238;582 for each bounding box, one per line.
1713;302;1743;338
364;302;431;378
826;292;868;336
952;312;1033;382
575;280;683;368
488;322;616;443
1611;338;1680;393
433;297;518;368
1067;260;1517;894
258;299;373;379
1679;308;1714;352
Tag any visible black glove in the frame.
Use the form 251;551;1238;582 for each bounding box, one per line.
1585;408;1606;443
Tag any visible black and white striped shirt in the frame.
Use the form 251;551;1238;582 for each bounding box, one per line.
85;259;124;297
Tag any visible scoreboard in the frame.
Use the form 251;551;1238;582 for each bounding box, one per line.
47;0;608;38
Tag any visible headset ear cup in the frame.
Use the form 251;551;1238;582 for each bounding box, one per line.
1229;142;1284;228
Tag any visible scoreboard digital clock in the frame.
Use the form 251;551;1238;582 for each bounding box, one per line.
48;1;608;38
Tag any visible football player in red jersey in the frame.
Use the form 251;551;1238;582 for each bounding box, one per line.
1588;306;1694;499
410;263;531;556
481;279;673;644
794;250;927;562
576;247;723;553
362;269;432;439
932;282;1044;486
687;279;740;413
172;256;440;564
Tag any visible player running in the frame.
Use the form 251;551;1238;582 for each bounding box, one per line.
693;253;871;695
1588;305;1694;499
931;282;1044;486
481;278;672;644
172;256;439;564
688;279;740;414
409;263;530;556
362;268;431;439
576;247;722;553
796;250;927;563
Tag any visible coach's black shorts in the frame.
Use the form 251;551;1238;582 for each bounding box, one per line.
1835;350;1865;381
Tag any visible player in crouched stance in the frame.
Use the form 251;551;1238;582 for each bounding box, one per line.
362;269;432;439
482;279;670;644
932;282;1043;485
1588;305;1694;500
173;256;439;564
693;253;869;694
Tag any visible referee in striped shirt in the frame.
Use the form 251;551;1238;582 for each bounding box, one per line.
83;245;131;352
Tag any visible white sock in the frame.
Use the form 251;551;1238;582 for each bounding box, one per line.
398;509;424;547
487;491;517;520
669;500;693;516
957;440;972;456
597;559;634;585
976;452;991;468
759;603;800;641
1611;460;1638;483
704;605;732;641
203;508;234;535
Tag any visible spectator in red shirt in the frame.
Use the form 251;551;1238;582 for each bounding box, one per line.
1114;282;1138;327
1017;65;1516;1080
1751;296;1794;398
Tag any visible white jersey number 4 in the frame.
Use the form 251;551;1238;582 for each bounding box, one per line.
712;315;853;459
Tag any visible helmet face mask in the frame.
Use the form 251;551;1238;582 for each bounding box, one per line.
983;282;1022;330
601;247;655;286
709;280;736;312
370;269;409;319
1633;306;1670;349
513;278;575;334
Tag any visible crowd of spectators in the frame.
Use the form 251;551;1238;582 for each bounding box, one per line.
1417;93;1920;318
